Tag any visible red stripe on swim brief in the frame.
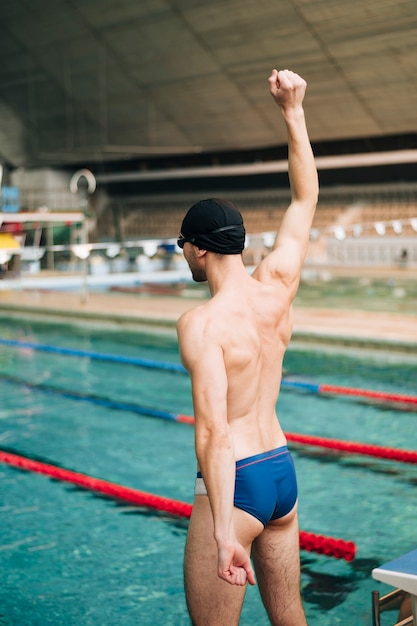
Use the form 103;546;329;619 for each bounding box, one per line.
236;449;288;471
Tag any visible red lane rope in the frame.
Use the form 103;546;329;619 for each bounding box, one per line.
319;383;417;406
176;414;417;465
176;414;196;425
0;449;356;561
0;450;192;518
285;432;417;464
299;531;356;562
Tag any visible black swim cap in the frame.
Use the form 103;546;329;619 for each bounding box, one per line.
179;198;246;254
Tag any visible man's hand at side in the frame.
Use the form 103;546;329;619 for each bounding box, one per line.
217;540;256;586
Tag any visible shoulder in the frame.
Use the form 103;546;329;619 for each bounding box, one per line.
177;301;215;346
177;303;223;374
177;302;207;338
177;294;223;328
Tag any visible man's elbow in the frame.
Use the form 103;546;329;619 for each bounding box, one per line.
195;424;232;457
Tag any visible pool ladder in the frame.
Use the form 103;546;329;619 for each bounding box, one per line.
372;589;414;626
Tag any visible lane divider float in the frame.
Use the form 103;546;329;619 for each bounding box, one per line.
0;338;186;373
285;432;417;464
281;379;417;409
1;374;416;463
2;338;416;409
0;449;356;561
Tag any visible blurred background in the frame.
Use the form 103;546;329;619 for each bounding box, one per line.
0;0;416;291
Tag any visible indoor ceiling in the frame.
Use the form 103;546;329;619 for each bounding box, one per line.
0;0;417;169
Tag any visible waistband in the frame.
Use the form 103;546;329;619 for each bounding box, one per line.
196;445;289;478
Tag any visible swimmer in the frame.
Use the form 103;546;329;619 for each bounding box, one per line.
177;69;318;625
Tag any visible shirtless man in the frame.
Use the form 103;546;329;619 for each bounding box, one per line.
176;69;318;625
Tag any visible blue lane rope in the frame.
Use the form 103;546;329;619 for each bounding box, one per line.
2;338;415;408
0;374;183;422
0;337;186;374
280;379;321;394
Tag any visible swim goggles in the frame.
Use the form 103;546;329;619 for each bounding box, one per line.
177;224;242;249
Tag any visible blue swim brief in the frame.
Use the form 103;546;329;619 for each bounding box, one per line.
195;445;298;526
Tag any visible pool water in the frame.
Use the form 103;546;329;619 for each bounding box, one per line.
0;318;416;625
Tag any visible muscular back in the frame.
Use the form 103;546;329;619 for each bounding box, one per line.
179;269;294;460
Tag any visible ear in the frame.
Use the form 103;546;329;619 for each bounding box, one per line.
195;247;207;258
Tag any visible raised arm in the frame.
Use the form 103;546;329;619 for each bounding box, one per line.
253;69;319;294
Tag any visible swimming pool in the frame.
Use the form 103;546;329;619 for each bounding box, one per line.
0;318;416;625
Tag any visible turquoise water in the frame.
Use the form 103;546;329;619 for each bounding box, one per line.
0;318;416;625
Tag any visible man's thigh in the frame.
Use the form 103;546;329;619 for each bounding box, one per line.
251;505;307;626
184;496;250;626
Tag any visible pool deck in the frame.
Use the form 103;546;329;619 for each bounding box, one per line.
0;277;416;355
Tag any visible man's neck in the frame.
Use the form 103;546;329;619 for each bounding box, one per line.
205;253;249;297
